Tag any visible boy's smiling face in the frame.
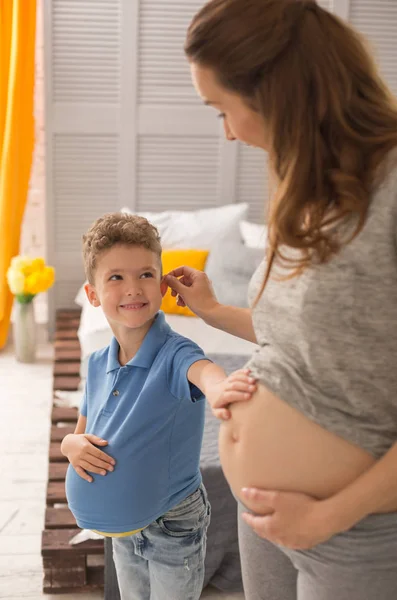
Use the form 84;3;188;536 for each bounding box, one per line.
85;244;167;331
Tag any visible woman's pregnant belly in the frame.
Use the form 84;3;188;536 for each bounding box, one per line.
219;384;377;509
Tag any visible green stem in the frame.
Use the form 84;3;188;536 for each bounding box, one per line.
15;294;36;304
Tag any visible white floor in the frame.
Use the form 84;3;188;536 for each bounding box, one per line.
0;333;244;600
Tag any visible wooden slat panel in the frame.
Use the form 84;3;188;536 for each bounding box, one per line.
42;529;104;555
43;554;86;589
51;406;78;424
51;424;75;442
54;339;80;350
49;442;68;462
57;318;81;331
47;481;67;505
57;309;81;320
55;329;79;340
45;507;77;529
43;562;104;593
49;462;68;481
55;347;81;362
54;361;80;376
54;375;80;390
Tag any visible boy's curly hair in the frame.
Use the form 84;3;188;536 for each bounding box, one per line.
83;212;162;283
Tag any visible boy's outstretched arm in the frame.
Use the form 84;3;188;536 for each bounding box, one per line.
61;415;116;482
187;360;257;420
74;414;87;434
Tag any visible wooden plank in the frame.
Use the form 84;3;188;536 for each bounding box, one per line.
57;312;80;322
42;309;105;595
51;424;75;442
57;318;80;331
51;406;78;424
54;362;80;376
49;442;67;462
53;375;80;391
55;330;79;341
54;339;80;351
47;481;67;505
55;347;81;362
45;507;77;529
42;529;104;555
43;555;87;589
43;563;103;593
48;462;68;481
56;308;81;321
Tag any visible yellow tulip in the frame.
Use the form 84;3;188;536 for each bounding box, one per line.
24;272;40;295
7;255;55;300
6;268;25;294
44;266;55;290
30;257;46;272
25;267;55;295
10;256;32;274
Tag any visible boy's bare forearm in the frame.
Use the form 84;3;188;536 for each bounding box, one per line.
187;360;226;396
74;414;87;434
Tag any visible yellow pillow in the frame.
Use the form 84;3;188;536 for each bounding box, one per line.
161;249;209;317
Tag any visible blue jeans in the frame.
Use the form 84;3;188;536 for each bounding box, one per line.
112;483;211;600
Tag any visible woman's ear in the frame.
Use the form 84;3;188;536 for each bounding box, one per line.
84;282;101;307
160;278;168;298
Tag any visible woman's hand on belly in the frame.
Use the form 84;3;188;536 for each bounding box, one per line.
206;368;257;420
240;487;339;550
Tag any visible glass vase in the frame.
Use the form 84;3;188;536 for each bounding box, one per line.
13;301;37;363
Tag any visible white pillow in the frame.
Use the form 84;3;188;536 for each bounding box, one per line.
205;241;263;308
240;220;267;249
121;203;248;249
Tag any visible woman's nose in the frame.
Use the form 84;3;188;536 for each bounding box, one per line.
223;120;236;142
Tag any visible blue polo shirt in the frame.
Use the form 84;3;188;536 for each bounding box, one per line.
65;311;207;533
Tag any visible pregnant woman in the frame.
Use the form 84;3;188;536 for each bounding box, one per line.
165;1;397;599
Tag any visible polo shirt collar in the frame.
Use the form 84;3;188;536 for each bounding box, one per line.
106;311;170;373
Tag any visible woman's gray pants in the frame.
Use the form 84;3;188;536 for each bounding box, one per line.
238;502;397;600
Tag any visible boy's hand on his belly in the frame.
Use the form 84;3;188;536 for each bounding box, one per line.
207;369;257;421
61;433;116;483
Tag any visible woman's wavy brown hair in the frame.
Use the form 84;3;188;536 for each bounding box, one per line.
185;0;397;294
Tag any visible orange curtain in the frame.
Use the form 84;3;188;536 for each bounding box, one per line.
0;0;37;349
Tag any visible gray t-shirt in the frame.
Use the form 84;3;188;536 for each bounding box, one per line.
246;156;397;459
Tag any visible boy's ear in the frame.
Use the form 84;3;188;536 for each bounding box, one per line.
84;282;101;307
160;278;168;298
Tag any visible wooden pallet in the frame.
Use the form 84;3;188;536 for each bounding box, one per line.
41;309;104;594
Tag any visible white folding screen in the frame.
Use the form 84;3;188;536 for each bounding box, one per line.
46;0;124;313
46;0;223;316
136;0;221;216
348;0;397;97
45;0;396;317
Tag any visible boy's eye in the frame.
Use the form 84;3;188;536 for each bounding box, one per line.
109;274;122;281
217;113;226;120
140;271;154;279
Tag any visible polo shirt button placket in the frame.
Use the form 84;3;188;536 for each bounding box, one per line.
112;390;120;397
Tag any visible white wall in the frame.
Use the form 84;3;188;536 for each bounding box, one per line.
20;0;47;323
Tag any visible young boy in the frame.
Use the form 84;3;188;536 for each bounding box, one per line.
61;212;255;600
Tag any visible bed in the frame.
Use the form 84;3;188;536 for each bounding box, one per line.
75;292;257;595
